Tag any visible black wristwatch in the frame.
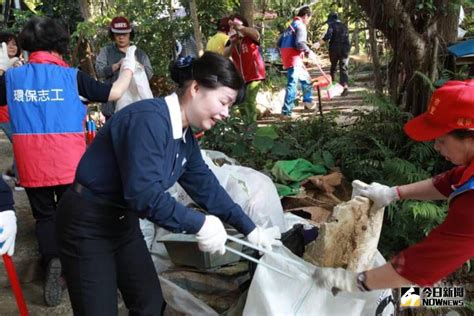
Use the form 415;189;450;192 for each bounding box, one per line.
356;271;371;292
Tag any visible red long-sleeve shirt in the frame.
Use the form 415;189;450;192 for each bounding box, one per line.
391;162;474;286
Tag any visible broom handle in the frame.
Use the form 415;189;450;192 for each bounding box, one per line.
3;254;29;316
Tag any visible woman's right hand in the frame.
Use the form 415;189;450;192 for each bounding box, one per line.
121;45;137;73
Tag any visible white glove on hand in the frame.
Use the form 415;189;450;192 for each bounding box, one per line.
0;42;19;71
196;215;227;255
313;42;321;50
121;45;137;73
246;226;282;252
313;267;359;293
356;182;399;210
0;210;17;256
307;50;318;63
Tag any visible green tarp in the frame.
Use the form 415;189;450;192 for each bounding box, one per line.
271;159;326;196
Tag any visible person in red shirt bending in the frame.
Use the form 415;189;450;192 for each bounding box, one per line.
224;15;265;122
314;79;474;292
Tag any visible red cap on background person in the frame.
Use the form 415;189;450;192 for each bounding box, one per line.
110;16;132;34
404;79;474;141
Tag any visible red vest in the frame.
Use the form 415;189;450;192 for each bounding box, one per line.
231;36;266;83
0;105;8;123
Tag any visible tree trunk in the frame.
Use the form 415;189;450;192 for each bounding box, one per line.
75;0;114;75
260;0;267;37
2;0;11;27
78;0;112;20
353;21;360;55
189;0;203;56
357;0;459;115
368;25;383;95
240;0;254;27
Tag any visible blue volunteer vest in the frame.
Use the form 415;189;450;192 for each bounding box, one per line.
449;177;474;203
5;64;87;187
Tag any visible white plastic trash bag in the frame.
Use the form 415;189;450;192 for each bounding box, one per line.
243;247;394;316
115;63;153;112
139;218;156;250
243;247;365;316
201;150;286;231
159;276;219;316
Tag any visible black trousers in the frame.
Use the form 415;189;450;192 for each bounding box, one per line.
56;189;164;316
25;184;70;268
329;46;350;86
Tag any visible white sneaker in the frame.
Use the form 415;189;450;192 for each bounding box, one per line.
304;102;316;110
14;183;25;191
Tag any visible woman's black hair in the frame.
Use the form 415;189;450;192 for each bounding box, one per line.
169;52;245;104
229;14;249;27
297;6;312;17
449;129;474;139
18;16;70;55
0;32;21;57
108;29;135;41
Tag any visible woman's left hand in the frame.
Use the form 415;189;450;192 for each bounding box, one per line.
246;226;282;251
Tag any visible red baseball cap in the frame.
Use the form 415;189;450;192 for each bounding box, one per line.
404;79;474;141
110;16;132;34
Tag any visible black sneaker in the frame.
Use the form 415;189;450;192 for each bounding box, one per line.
341;88;349;96
44;258;64;307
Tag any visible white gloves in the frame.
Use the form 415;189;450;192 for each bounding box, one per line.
307;50;319;64
356;182;399;210
313;42;321;50
313;267;359;293
246;226;282;251
0;42;19;71
121;45;137;73
0;210;17;256
196;215;227;255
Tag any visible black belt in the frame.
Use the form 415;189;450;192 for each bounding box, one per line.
72;183;126;209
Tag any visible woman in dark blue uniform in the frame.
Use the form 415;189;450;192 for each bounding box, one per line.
57;52;282;315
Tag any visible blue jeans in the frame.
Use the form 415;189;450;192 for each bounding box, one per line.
282;65;313;115
0;122;18;178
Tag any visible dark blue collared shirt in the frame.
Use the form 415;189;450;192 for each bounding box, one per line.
75;94;256;235
0;178;14;212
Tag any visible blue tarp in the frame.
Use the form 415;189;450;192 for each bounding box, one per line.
448;39;474;57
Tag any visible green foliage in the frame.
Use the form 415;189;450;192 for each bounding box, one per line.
261;64;287;91
189;0;237;41
201;107;340;173
34;0;82;33
2;9;36;34
381;200;447;257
